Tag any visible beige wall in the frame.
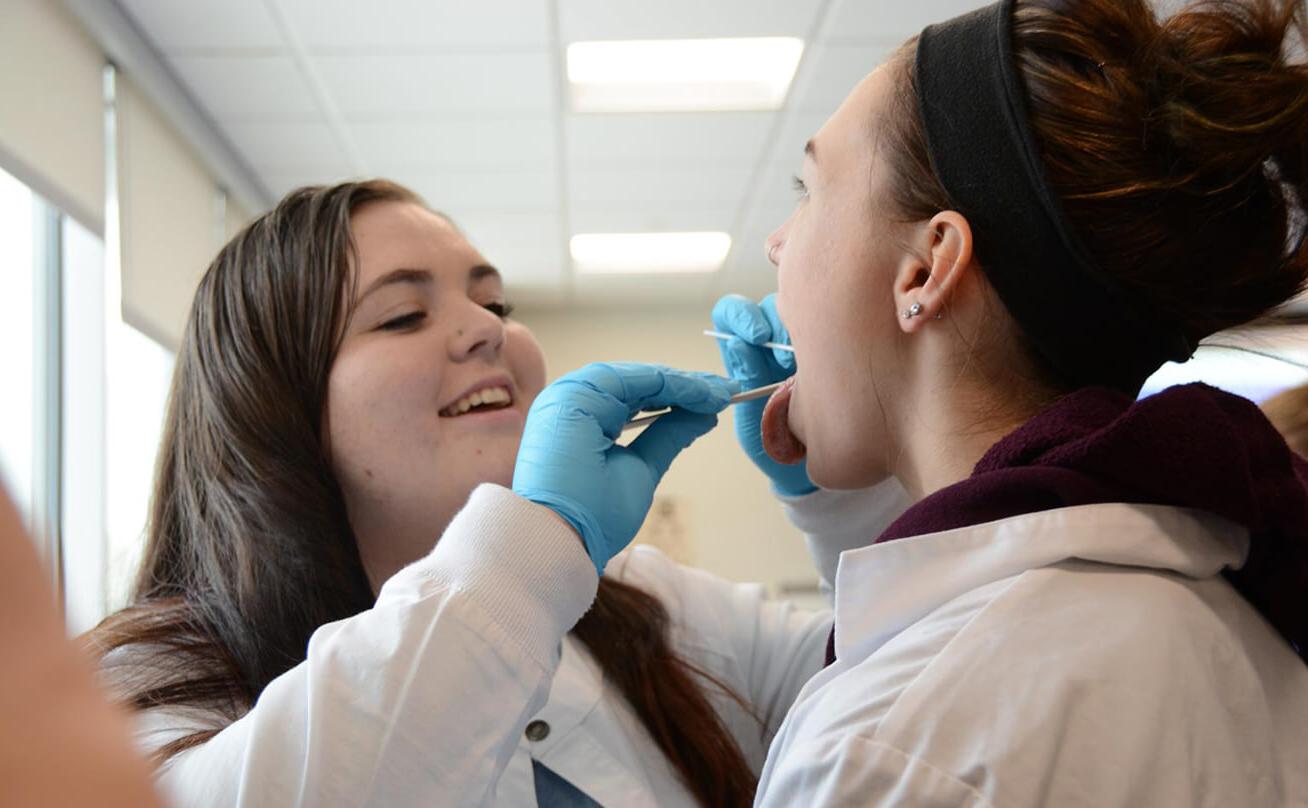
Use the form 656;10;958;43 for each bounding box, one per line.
516;305;820;595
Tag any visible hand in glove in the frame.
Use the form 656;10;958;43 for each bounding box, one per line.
512;362;735;572
711;293;816;496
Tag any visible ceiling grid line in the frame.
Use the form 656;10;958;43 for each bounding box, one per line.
262;0;367;175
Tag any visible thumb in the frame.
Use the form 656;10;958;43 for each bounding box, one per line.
628;409;718;480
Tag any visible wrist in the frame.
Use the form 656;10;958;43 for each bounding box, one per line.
515;488;609;574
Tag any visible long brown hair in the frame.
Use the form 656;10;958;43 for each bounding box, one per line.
882;0;1308;370
88;180;757;806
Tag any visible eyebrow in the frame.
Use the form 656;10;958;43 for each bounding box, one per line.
469;264;502;284
804;139;817;162
357;268;432;303
357;264;503;304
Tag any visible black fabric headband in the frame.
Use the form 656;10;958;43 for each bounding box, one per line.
915;0;1195;393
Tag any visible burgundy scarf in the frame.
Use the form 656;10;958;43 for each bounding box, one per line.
826;383;1308;665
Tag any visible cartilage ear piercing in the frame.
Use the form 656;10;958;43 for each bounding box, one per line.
902;302;924;319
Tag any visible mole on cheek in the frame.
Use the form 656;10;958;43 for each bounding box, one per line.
365;468;374;478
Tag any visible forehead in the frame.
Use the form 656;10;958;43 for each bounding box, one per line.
350;200;480;282
810;63;893;172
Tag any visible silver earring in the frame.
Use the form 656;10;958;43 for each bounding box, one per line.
902;302;923;319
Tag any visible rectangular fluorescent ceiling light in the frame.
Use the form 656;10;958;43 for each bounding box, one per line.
567;37;804;112
571;232;732;274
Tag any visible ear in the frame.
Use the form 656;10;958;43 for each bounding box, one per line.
892;210;973;334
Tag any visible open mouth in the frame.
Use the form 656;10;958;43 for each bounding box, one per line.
439;385;515;417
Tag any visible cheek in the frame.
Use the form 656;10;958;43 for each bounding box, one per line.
325;349;444;493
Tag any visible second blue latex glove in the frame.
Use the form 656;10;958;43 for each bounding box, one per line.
711;293;816;496
512;362;736;572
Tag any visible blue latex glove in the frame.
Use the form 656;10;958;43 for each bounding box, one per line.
512;362;736;573
711;293;816;496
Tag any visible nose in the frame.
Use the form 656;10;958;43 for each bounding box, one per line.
448;299;505;361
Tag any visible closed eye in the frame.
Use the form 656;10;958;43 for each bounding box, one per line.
378;311;426;331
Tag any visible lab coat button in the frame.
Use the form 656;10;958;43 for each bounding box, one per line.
525;720;550;742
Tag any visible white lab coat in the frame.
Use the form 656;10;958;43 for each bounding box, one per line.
755;502;1308;807
126;482;910;807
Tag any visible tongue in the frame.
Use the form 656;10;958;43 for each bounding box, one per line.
761;377;807;464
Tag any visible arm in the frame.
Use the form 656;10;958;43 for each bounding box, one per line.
151;485;596;807
0;488;165;808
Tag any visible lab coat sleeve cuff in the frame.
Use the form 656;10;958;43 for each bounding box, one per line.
404;483;599;671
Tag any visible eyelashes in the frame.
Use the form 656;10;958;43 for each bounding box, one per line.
376;301;514;332
791;174;808;199
378;311;426;331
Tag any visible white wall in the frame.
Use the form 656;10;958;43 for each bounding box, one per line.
516;305;820;595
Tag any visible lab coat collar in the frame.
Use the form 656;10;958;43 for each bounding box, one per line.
833;503;1249;662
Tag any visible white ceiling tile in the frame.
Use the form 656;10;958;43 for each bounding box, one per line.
566;113;772;169
447;211;565;288
314;52;557;120
168;55;320;122
457;211;559;250
119;0;283;52
561;0;823;41
790;42;896;114
223;122;350;174
351;120;556;172
570;205;735;235
569;167;754;207
823;0;992;43
403;170;559;214
277;0;551;49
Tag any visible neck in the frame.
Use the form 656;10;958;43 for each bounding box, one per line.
889;353;1041;501
350;499;460;595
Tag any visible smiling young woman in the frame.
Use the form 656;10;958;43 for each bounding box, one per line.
84;179;903;807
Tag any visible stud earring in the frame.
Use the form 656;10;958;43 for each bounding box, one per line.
902;302;923;319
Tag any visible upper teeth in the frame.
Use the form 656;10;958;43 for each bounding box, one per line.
443;386;511;416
